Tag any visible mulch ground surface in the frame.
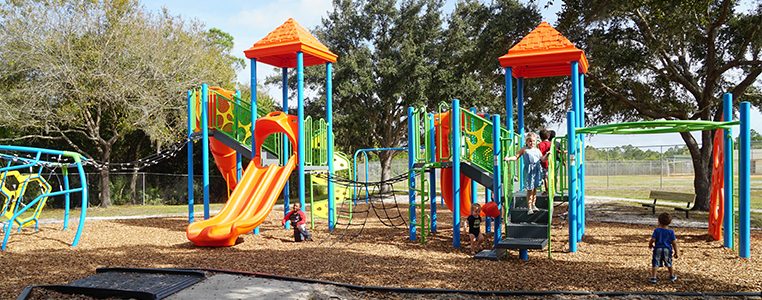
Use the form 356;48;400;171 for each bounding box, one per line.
2;202;760;299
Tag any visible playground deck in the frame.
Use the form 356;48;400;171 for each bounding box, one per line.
2;201;760;299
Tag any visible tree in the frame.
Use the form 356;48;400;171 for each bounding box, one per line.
432;0;541;114
0;0;240;207
294;0;446;191
556;0;762;210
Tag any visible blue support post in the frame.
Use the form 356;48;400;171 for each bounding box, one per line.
452;99;461;247
492;115;502;248
570;62;581;242
517;77;525;190
723;93;733;248
327;62;335;230
578;72;585;239
739;102;750;258
567;111;578;253
63;167;71;230
72;156;88;246
201;84;210;220
428;113;437;232
297;52;306;213
187;91;195;223
505;67;514;140
282;67;290;229
251;59;259;234
408;107;417;241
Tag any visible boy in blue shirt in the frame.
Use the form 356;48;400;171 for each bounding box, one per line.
648;212;680;283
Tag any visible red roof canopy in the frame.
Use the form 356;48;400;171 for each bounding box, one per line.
244;18;337;68
499;22;588;78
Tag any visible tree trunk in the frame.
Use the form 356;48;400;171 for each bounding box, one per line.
99;168;112;208
129;169;139;204
682;131;713;211
128;141;143;204
378;151;396;194
98;145;113;208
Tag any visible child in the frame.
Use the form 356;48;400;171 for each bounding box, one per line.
467;203;484;255
549;130;565;166
648;212;679;283
537;129;551;195
505;132;548;215
281;202;313;242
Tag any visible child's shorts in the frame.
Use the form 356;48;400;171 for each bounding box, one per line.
652;248;673;268
541;167;548;179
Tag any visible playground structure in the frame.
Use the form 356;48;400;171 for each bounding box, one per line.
0;146;88;250
570;95;753;258
405;22;753;260
183;19;753;259
185;18;341;246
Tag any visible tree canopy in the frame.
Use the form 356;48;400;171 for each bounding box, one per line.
0;0;241;207
555;0;762;210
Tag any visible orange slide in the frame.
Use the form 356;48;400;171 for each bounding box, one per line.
441;168;473;217
434;111;473;217
187;112;299;247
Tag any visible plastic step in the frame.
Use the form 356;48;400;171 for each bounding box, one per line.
472;249;505;261
509;208;549;224
496;237;548;250
504;223;549;239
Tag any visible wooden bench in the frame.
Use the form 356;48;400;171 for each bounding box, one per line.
642;190;696;218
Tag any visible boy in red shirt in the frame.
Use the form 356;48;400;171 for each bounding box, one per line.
282;202;313;242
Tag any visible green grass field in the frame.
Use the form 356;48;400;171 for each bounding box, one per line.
3;174;759;225
583;175;762;209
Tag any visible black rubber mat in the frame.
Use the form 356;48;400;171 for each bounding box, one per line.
18;267;205;300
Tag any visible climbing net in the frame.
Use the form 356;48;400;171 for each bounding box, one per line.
314;172;409;246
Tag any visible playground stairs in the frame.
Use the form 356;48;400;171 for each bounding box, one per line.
475;191;552;261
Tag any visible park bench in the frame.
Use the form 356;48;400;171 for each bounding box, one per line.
642;190;696;218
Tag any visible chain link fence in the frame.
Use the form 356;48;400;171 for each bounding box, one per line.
24;141;760;208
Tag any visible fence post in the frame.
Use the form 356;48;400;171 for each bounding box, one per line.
660;146;663;189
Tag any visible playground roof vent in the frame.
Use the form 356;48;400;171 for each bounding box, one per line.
499;21;588;78
244;18;337;68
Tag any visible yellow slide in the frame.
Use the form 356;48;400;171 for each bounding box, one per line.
187;111;299;247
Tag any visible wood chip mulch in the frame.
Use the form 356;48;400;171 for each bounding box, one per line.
1;203;760;299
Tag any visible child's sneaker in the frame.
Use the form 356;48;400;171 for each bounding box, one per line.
669;275;676;281
532;205;539;211
527;208;534;215
650;277;657;283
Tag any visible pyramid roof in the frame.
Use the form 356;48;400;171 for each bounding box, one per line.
498;22;588;78
244;18;337;68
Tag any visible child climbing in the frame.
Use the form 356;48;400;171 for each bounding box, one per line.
505;132;548;215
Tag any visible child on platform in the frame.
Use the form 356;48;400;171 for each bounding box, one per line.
467;203;484;255
505;132;548;215
282;202;313;242
648;212;679;283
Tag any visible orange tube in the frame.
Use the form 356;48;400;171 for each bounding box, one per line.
440;168;472;217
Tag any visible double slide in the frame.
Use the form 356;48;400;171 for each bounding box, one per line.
187;112;299;247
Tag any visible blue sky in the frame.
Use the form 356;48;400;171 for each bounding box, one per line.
143;0;759;149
